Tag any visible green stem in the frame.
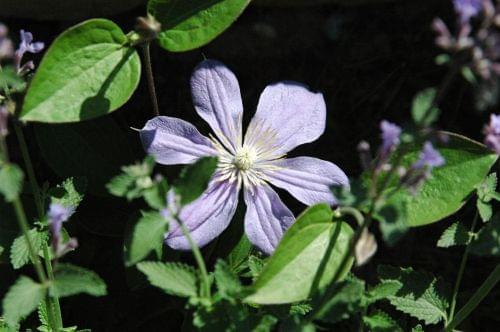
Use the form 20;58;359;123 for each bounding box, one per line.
12;123;63;330
445;264;500;332
142;43;160;117
448;211;479;322
175;215;211;299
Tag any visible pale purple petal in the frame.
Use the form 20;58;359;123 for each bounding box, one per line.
245;82;326;158
190;59;243;154
166;180;239;250
140;116;217;165
244;184;295;254
262;157;349;206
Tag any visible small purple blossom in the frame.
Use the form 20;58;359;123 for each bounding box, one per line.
14;29;44;74
484;113;500;153
0;106;8;137
0;23;14;60
453;0;483;23
140;59;349;254
48;203;75;251
415;141;446;169
380;120;401;157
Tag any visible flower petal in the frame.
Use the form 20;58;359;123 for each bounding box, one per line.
191;59;243;153
244;184;295;254
140;116;217;165
166;180;239;250
263;157;349;206
245;82;326;158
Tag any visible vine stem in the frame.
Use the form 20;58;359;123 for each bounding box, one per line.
12;122;63;330
142;42;160;117
174;215;211;299
448;211;479;322
445;264;500;331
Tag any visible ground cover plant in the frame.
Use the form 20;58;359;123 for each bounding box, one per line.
0;0;499;331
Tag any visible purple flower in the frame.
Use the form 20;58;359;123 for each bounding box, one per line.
0;106;8;137
453;0;482;23
484;113;500;153
0;23;13;60
48;203;75;249
415;141;445;169
140;59;349;254
14;29;44;74
380;120;401;155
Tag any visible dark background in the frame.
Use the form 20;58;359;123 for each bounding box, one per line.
0;0;498;330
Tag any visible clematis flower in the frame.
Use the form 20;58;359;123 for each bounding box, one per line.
140;59;348;254
453;0;482;23
47;203;75;253
14;29;44;74
484;113;500;154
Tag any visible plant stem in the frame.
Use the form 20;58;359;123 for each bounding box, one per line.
12;122;63;330
445;264;500;332
142;43;160;117
175;215;211;299
448;211;479;322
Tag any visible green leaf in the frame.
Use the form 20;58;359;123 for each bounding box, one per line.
143;178;169;209
137;261;198;298
20;19;140;123
0;164;24;202
470;214;500;256
477;173;497;202
51;263;107;297
376;198;409;246
175;156;218;205
10;229;47;269
214;259;242;299
0;65;26;92
363;310;402;332
49;177;87;208
245;205;354;304
376;265;451;325
2;276;46;327
477;199;493;222
148;0;251;52
411;88;439;126
315;275;365;323
125;211;168;266
437;221;470;248
384;133;497;227
247;255;266;282
34;117;135;195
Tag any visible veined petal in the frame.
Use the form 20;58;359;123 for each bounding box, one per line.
191;59;243;154
140;116;217;165
245;82;326;159
262;157;349;206
166;179;239;250
244;184;295;254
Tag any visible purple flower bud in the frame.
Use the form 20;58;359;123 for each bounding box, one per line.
14;29;44;74
380;120;402;154
484;113;500;154
0;23;13;60
415;141;445;169
48;203;75;251
0;106;8;138
453;0;483;23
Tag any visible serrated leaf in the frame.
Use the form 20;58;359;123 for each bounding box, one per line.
0;164;24;202
470;214;500;256
49;177;87;208
477;173;497;202
175;156;218;205
214;259;242;299
247;255;266;282
106;173;135;198
125;211;168;266
437;221;470;248
148;0;251;52
382;133;497;227
20;19;141;122
10;229;47;269
2;276;46;327
137;261;198;298
51;263;107;297
412;88;439;126
376;265;451;325
143;178;169;209
376;198;409;246
245;204;354;304
0;65;26;92
315;275;365;323
477;199;493;222
363;310;402;332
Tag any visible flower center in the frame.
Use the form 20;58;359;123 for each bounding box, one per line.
233;147;256;171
